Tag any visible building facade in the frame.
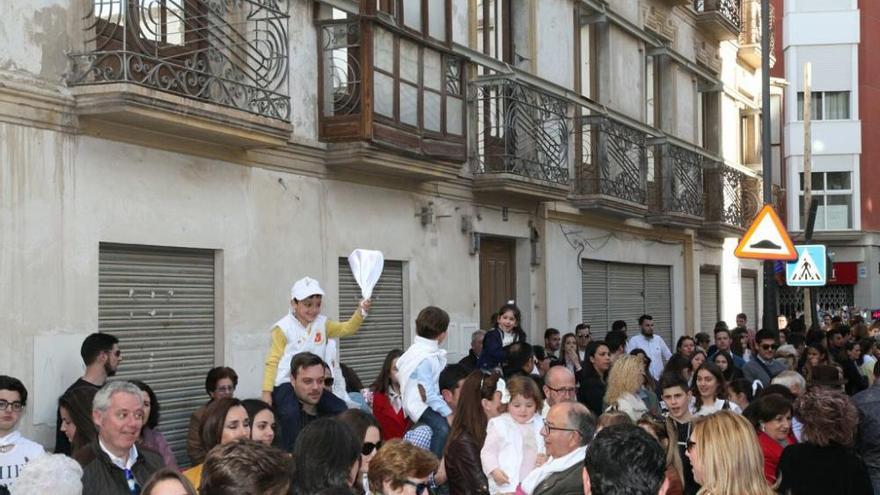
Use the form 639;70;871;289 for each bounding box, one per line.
778;0;879;315
1;0;770;459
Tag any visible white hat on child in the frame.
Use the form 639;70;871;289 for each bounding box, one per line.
291;277;325;301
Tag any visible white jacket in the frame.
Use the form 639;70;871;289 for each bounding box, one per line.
481;413;545;494
396;336;447;421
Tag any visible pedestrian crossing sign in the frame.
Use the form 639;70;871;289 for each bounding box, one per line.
786;245;827;287
734;204;798;261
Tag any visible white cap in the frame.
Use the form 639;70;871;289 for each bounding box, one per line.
290;277;325;301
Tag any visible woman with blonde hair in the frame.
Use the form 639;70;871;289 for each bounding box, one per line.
685;411;774;495
603;355;647;422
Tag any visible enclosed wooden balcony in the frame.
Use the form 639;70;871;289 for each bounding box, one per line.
647;141;706;228
738;0;776;70
572;115;652;217
694;0;741;41
317;14;466;180
471;75;571;202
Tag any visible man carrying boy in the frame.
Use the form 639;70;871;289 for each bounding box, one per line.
0;376;44;491
660;374;698;495
396;306;452;458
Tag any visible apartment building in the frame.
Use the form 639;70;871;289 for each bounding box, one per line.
777;0;879;315
0;0;771;459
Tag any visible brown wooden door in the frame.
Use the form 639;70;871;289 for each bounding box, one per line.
479;237;516;329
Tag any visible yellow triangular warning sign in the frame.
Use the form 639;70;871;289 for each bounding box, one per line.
734;204;797;260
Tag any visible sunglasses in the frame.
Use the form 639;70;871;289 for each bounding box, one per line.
760;344;779;351
324;377;335;387
401;479;427;495
362;441;382;456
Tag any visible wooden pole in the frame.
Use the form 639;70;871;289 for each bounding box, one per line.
803;63;813;330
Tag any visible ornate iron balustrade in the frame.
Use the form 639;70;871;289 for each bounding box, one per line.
576;115;649;206
68;0;290;121
472;77;570;185
704;164;749;228
650;142;705;218
694;0;741;29
320;19;361;119
739;0;775;54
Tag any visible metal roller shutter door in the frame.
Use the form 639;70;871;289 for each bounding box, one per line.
645;265;673;347
582;260;609;335
700;272;719;333
98;244;215;468
741;275;757;329
339;259;405;386
581;259;673;348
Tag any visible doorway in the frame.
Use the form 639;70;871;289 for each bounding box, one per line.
479;237;516;329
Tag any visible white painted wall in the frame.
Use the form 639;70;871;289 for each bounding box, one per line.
535;0;575;89
783;11;860;47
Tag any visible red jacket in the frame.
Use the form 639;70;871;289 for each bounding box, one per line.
758;430;797;484
372;391;410;440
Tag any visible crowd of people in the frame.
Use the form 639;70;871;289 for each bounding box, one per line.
2;277;880;495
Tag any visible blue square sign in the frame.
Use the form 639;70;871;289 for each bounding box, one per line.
785;245;827;287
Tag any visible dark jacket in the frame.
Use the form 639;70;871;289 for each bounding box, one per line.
577;366;606;417
444;431;489;495
273;383;347;452
533;463;583;495
777;443;873;495
853;383;880;494
75;442;164;495
185;401;210;465
458;351;479;372
477;327;526;371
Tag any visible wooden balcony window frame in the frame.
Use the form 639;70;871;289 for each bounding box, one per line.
363;0;452;46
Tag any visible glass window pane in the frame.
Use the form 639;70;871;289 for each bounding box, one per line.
446;57;462;95
827;172;850;190
400;39;420;82
446;96;463;135
423;49;442;90
800;172;824;191
403;0;422;31
825;91;850;120
797;92;823;120
374;72;395;117
825;195;852;229
429;0;446;41
400;82;419;126
373;27;394;72
424;91;442;132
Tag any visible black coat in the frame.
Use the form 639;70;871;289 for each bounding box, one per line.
777;443;872;495
577;366;606;417
76;442;164;495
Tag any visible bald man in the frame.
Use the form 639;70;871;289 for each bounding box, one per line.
542;366;577;417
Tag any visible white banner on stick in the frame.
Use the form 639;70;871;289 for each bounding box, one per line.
348;249;384;299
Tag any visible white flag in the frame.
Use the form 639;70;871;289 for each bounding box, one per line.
348;249;384;299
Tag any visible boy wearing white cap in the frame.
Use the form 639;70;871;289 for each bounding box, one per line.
261;277;371;406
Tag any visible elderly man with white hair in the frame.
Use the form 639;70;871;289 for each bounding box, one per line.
11;454;83;495
75;381;164;495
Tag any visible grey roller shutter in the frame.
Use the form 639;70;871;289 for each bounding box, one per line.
742;274;757;329
339;259;405;387
645;265;673;348
582;260;609;334
581;259;673;349
98;243;215;468
700;271;719;334
609;263;646;334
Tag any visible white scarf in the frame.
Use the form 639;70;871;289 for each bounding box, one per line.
396;336;447;421
518;445;588;494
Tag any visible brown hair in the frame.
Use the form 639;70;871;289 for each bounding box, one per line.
597;410;632;430
58;387;98;454
794;388;859;447
447;371;501;449
367;439;438;493
506;375;543;407
205;367;238;395
142;468;197;495
415;306;450;339
200;398;246;452
200;439;292;495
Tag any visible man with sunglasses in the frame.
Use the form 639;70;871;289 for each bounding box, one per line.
575;324;592;364
0;375;45;492
742;329;786;387
55;333;121;455
277;352;346;452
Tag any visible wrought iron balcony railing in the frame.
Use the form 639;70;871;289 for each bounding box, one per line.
576;115;650;207
68;0;290;121
738;0;775;68
695;0;740;27
648;142;705;221
704;164;761;229
472;76;570;185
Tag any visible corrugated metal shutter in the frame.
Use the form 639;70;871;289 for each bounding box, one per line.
339;259;405;387
700;271;719;333
98;243;215;468
742;274;757;329
582;259;673;349
582;260;609;334
645;265;673;347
